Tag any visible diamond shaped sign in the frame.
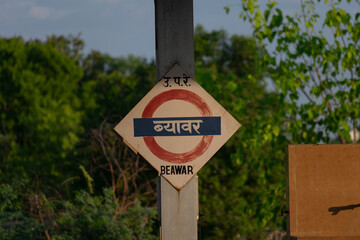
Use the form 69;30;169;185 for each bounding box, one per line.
114;64;241;190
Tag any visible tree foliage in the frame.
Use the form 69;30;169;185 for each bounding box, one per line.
4;14;349;237
0;37;83;183
238;0;360;144
80;51;156;129
0;36;159;239
0;182;157;240
195;26;288;239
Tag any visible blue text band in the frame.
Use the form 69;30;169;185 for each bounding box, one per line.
134;117;221;137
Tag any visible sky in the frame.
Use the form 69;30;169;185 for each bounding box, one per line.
0;1;358;60
0;0;255;59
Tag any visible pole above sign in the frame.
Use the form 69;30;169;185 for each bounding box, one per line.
114;64;240;190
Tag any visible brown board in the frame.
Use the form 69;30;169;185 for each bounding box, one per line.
287;144;360;238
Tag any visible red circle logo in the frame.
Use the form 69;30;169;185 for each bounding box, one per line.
142;89;213;164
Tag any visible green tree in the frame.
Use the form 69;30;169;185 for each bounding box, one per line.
0;182;158;240
52;189;157;240
195;26;288;239
45;35;158;202
238;0;360;144
0;30;291;239
74;51;158;206
47;34;85;65
0;37;83;183
0;182;37;240
80;51;156;129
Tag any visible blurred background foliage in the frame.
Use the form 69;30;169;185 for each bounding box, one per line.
194;25;287;239
1;0;359;237
0;27;287;239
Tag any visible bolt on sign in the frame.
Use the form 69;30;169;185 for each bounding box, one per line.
114;64;241;190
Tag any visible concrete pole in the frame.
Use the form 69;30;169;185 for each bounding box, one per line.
155;0;194;78
157;176;198;240
154;0;198;239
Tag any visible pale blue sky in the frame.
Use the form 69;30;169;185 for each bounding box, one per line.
0;0;261;59
0;0;357;59
1;0;159;58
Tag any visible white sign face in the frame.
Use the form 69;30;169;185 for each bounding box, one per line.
114;64;241;190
